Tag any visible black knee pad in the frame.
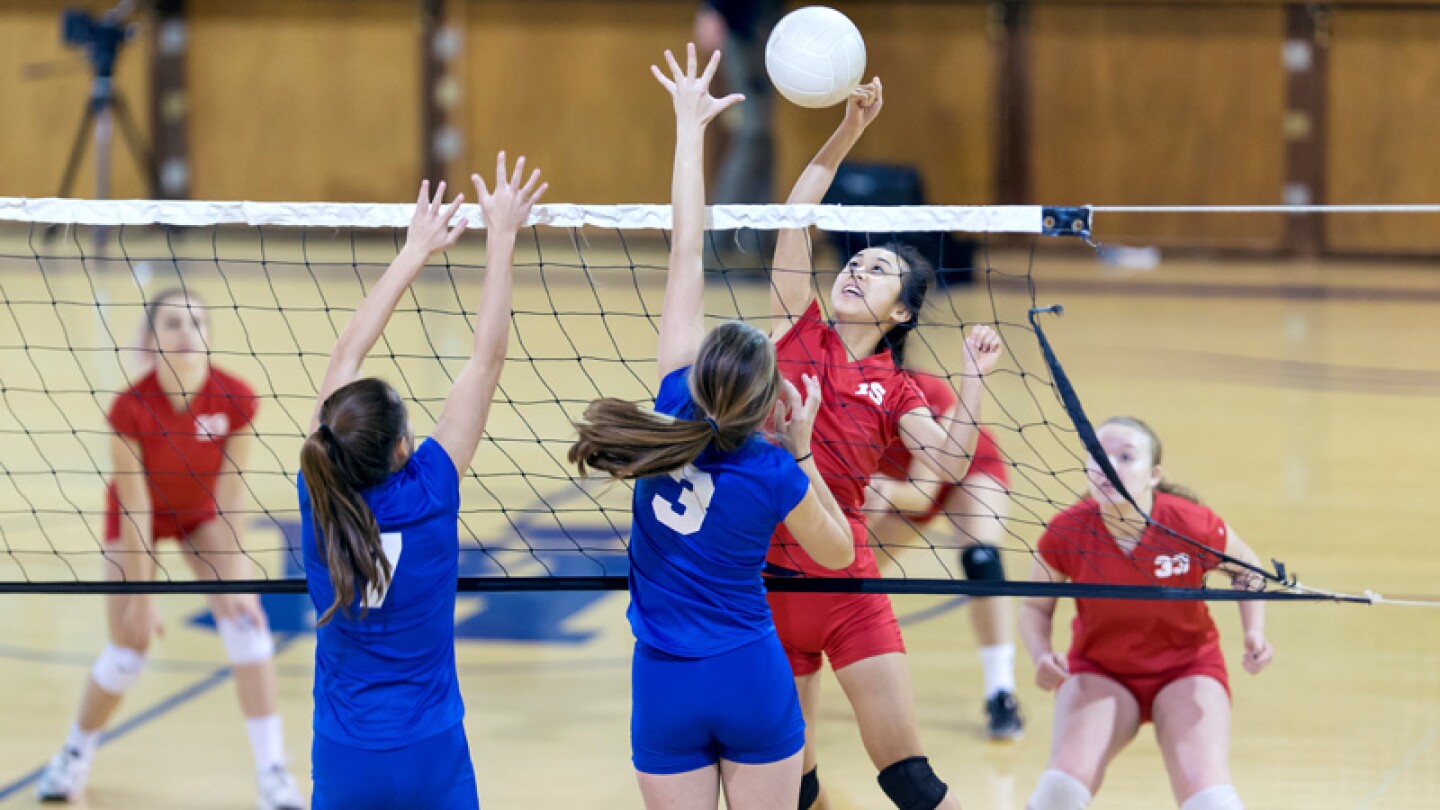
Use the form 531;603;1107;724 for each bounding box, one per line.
962;544;1005;582
877;756;948;810
798;766;819;809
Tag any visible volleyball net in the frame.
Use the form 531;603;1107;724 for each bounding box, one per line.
0;198;1386;602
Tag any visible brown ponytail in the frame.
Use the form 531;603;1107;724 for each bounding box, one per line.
1101;415;1203;505
569;320;782;481
300;378;410;625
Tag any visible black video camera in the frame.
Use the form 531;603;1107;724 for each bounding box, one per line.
62;4;134;80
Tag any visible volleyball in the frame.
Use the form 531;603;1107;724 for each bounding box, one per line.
765;6;867;109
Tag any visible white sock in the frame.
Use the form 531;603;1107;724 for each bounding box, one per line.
244;714;286;772
1181;784;1244;810
979;644;1017;697
65;723;101;762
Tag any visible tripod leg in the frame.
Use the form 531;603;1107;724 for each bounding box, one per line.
58;100;99;199
95;106;113;202
111;93;157;197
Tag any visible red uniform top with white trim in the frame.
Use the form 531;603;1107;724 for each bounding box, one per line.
1037;492;1229;675
767;300;929;577
105;367;258;540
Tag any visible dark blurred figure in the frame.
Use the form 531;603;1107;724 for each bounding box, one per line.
696;0;784;264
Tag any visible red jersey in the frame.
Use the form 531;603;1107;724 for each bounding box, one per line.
1038;492;1229;677
767;300;929;577
105;367;258;539
875;370;1005;485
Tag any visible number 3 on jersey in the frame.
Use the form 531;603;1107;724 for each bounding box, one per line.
363;532;403;608
652;465;715;535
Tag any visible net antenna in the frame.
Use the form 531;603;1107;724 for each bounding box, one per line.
1026;304;1283;581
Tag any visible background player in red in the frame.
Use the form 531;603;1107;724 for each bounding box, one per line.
867;369;1023;740
38;290;303;810
764;77;1003;810
1020;416;1275;810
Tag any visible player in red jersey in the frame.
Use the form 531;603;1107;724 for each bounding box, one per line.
868;369;1023;741
38;290;303;810
1020;417;1274;810
764;77;1003;810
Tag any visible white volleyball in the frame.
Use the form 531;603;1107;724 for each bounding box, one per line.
765;6;867;109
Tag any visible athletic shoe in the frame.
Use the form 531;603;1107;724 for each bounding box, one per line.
257;764;305;810
36;746;90;802
985;690;1024;741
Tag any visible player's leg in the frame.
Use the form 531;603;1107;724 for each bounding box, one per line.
832;652;960;810
637;766;722;809
719;751;804;810
37;549;158;801
183;519;301;810
767;590;830;809
944;475;1023;739
1027;673;1142;809
794;670;827;809
1153;675;1242;809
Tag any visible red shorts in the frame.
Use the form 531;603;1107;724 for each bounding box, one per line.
901;429;1009;528
766;591;906;676
1069;652;1230;724
103;488;215;544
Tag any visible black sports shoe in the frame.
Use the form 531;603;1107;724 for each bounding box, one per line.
985;690;1024;741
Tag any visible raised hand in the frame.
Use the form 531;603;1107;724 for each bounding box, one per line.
841;76;884;132
774;373;822;458
652;42;745;130
473;151;547;237
404;179;467;259
962;323;1003;377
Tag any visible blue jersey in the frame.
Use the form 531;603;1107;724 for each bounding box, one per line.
627;367;811;657
300;437;463;750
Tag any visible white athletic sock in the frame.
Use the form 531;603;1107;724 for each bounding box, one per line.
244;714;286;772
979;644;1017;697
1181;784;1244;810
65;722;100;762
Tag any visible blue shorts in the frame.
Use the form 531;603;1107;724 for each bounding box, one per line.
311;722;479;810
631;632;806;775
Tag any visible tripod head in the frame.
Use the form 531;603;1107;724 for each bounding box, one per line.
61;0;137;82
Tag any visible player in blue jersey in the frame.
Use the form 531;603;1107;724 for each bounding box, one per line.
568;45;856;810
297;158;546;810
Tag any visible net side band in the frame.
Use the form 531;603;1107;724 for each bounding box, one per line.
0;198;1045;233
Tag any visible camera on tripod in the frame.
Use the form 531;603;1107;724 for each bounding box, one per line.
61;4;135;79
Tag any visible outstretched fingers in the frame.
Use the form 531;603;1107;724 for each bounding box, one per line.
520;168;545;202
664;48;683;81
716;92;746;115
495;150;509;188
651;63;676;93
700;48;722;85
